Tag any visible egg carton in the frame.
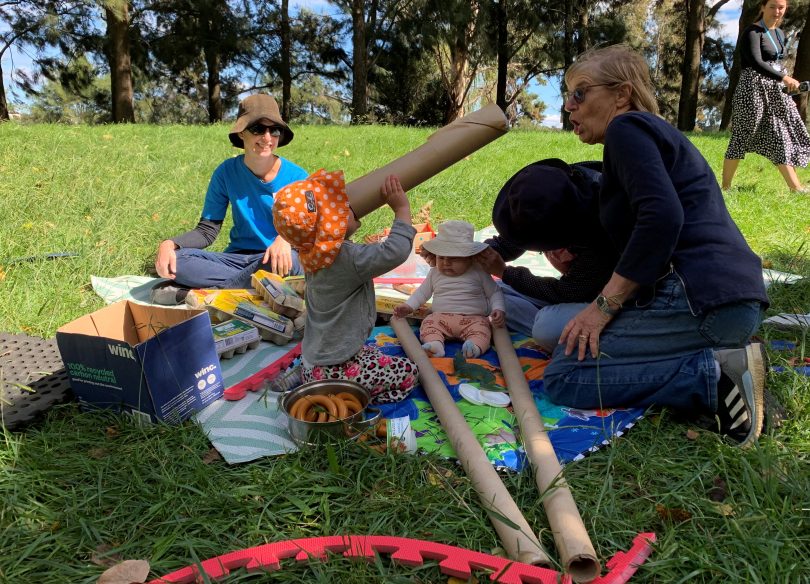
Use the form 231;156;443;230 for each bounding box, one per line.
212;319;262;359
187;288;294;345
252;270;305;318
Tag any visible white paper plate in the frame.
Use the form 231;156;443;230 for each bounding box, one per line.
458;383;510;408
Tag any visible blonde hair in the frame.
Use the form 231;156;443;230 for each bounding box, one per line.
565;44;659;115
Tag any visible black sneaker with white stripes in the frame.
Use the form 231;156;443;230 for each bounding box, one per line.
714;343;766;447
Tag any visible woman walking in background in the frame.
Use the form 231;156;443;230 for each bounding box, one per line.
723;0;810;192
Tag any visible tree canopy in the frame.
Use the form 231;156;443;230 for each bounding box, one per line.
1;0;807;129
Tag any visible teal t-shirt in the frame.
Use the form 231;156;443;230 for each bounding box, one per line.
201;155;308;253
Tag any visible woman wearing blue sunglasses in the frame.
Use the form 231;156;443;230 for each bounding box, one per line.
152;93;308;304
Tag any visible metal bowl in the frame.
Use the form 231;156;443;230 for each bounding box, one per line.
280;380;381;446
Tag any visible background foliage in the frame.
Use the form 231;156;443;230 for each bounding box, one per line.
4;0;808;129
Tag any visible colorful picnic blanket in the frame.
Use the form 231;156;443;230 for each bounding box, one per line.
90;275;644;467
370;326;643;470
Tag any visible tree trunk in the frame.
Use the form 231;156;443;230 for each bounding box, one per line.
495;0;507;113
721;0;761;129
560;0;574;130
202;3;223;123
280;0;292;120
575;0;589;55
791;10;810;121
0;61;8;121
350;0;368;123
677;0;705;131
105;3;135;123
444;35;469;124
205;45;222;123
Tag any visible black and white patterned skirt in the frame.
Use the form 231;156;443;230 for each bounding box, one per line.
725;66;810;167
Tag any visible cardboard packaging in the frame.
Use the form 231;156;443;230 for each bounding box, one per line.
186;288;295;345
211;319;261;359
380;222;435;253
56;301;224;424
251;270;305;317
345;104;509;218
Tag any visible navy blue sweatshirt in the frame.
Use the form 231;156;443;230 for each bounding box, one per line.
600;112;769;314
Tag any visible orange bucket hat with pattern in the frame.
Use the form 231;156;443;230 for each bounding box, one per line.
272;169;350;273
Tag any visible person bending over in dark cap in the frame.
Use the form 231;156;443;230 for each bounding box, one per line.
151;94;308;305
474;159;618;351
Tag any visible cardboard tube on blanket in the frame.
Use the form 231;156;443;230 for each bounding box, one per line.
492;325;601;583
345;104;509;218
390;317;551;567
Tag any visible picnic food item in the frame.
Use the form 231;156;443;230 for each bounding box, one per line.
281;380;381;445
288;393;363;423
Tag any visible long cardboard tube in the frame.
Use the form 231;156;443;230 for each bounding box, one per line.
345;104;509;218
390;317;551;567
492;325;601;583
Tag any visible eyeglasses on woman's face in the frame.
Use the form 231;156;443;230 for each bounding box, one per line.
246;123;283;137
563;83;612;106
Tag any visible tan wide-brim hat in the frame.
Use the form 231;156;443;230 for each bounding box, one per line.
229;94;294;148
421;220;488;258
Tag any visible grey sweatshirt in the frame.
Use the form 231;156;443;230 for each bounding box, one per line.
302;219;416;366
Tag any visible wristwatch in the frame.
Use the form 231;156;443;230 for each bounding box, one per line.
595;294;621;316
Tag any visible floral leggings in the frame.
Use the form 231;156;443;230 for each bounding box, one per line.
302;345;419;405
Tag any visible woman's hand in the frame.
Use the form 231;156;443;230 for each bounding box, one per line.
559;302;614;361
263;236;293;276
489;309;506;328
155;240;178;279
783;75;801;93
475;246;506;278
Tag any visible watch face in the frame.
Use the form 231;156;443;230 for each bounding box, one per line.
597;295;615;314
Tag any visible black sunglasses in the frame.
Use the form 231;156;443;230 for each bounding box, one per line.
563;83;612;105
246;123;283;137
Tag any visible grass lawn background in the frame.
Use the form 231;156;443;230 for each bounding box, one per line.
0;122;808;583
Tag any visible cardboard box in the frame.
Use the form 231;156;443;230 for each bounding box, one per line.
56;301;224;424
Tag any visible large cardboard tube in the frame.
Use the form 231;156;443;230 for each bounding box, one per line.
390;317;551;567
492;326;601;583
345;104;509;218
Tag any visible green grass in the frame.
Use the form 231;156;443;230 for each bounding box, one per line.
0;122;809;583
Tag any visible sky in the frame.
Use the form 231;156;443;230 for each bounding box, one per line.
2;0;743;125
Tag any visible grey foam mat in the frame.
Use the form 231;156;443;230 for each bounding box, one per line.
1;332;73;430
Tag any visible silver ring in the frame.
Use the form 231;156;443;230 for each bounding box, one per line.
578;334;588;340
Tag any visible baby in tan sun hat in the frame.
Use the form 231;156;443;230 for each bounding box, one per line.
272;172;420;405
394;220;506;359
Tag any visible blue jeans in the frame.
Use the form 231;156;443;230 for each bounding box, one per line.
499;282;588;352
172;249;303;289
543;273;762;413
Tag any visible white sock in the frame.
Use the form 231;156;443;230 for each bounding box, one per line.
462;340;483;359
421;341;445;357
